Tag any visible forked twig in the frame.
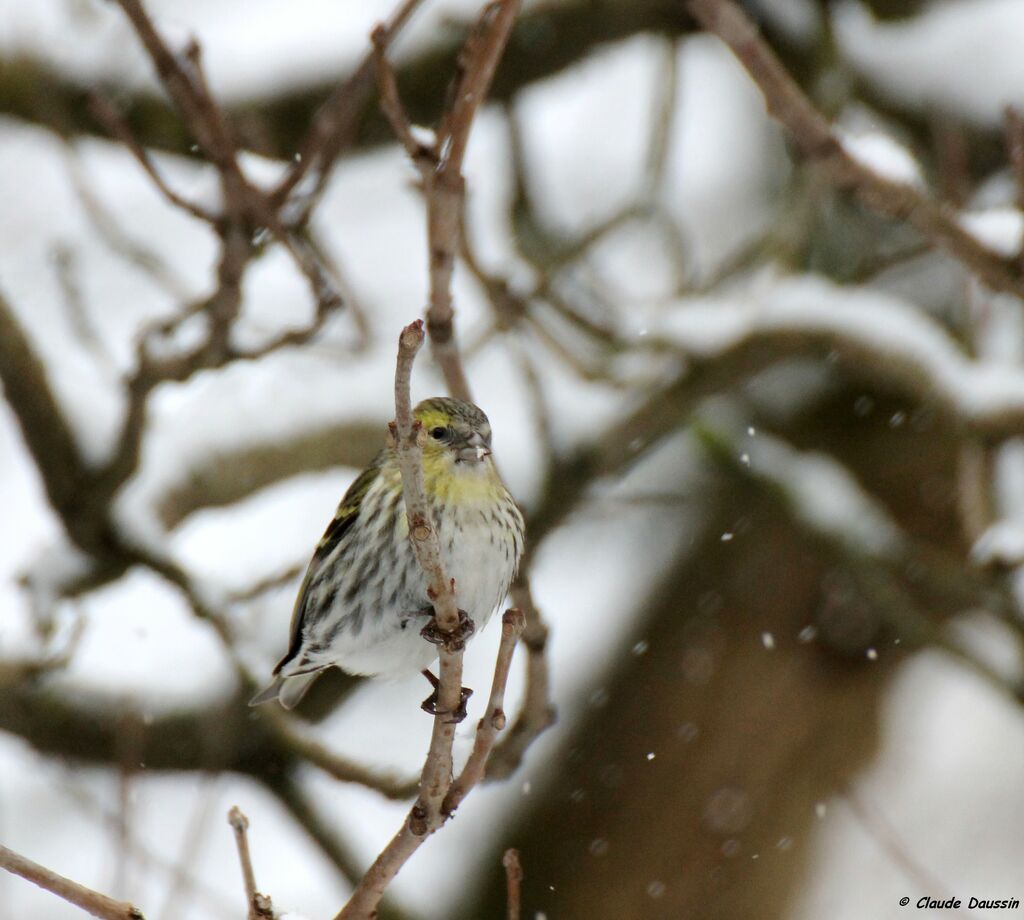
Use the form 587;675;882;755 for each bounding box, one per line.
371;0;523;402
686;0;1024;299
335;327;524;920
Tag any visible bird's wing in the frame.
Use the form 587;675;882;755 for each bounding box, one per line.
274;457;383;674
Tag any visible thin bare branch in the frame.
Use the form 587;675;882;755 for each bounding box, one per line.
423;0;522;402
227;807;258;920
370;27;428;161
334;599;523;920
53;244;115;370
391;320;464;834
113;0;238;174
272;0;427;208
686;0;1024;300
88;92;217;222
62;149;193;302
0;844;145;920
391;320;461;633
227;807;273;920
440;0;521;172
646;38;681;192
841;788;981;920
102;0;348;395
373;0;521;403
443;608;525;815
487;579;555;779
264;710;418;800
156;777;224;920
0;288;89;539
335;319;464;920
336;317;530;919
502;849;523;920
228;563;303;604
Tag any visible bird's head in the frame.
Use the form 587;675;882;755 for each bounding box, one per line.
414;397;493;469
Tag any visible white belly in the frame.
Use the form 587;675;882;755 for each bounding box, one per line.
332;494;520;677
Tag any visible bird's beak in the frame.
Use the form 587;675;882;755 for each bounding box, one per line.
456;431;491;463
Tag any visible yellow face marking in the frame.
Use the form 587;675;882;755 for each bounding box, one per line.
414;406;451;432
422;450;503;503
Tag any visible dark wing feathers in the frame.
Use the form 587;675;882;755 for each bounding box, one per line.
273;459;382;674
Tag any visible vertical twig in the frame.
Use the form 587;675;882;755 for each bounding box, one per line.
112;708;144;901
487;579;556;779
502;848;523;920
1004;106;1024;275
336;333;525;918
227;806;271;920
443;608;525;815
390;320;461;635
424;0;522;403
372;0;523;403
335;321;465;920
335;599;523;920
87;93;216;221
391;320;464;831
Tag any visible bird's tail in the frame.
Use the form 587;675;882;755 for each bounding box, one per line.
248;671;320;709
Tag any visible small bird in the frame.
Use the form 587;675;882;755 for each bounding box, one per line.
250;397;525;709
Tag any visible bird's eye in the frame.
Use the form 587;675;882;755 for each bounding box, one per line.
430;426;448;440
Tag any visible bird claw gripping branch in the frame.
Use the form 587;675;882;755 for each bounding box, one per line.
419;668;474;723
419;607;476;652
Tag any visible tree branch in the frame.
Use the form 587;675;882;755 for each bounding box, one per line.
153;420;383;530
502;849;523;920
0;1;690;160
390;321;461;635
0;288;88;527
272;0;427;209
87;91;217;222
486;581;555;780
263;709;417;800
0;844;145;920
373;0;521;402
335;320;525;920
227;807;273;920
334;320;465;920
686;0;1024;300
442;609;525;815
333;606;523;920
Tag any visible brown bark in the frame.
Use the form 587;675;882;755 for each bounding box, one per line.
468;383;966;919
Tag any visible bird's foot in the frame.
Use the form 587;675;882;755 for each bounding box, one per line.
419;608;476;652
419;669;473;723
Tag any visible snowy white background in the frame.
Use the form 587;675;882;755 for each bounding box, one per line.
2;1;1024;918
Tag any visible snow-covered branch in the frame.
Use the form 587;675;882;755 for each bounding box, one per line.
687;0;1024;300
